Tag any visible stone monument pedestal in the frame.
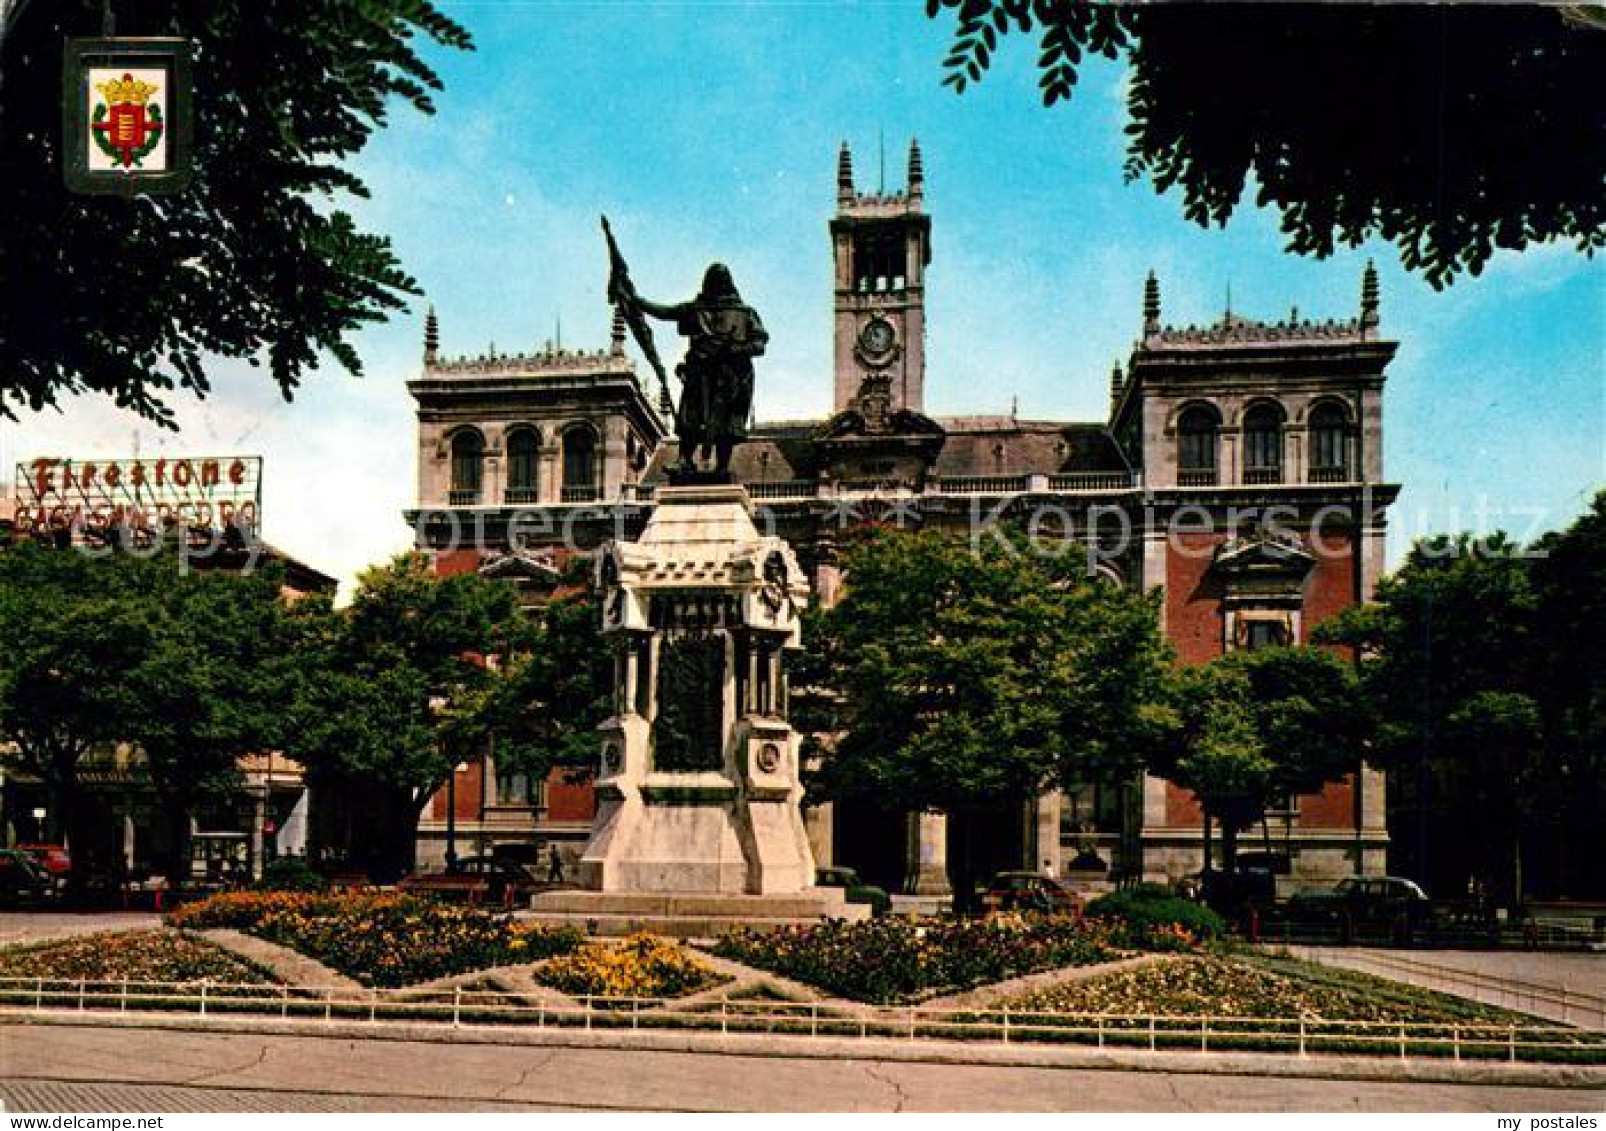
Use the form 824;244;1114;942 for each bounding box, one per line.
528;484;865;934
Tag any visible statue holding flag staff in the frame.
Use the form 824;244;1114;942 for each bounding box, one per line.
602;217;767;479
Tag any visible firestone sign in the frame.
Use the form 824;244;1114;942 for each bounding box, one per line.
12;456;262;545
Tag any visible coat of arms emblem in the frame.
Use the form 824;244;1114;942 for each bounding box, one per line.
63;39;191;195
91;72;164;169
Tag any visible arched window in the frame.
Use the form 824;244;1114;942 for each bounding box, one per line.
1177;404;1220;486
505;427;539;504
561;426;598;501
1308;402;1352;482
1241;402;1285;484
449;429;483;505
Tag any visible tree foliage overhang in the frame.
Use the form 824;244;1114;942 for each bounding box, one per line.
930;1;1606;287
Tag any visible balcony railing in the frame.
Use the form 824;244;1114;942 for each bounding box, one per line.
748;480;818;500
447;488;480;506
1177;469;1218;487
1046;472;1135;492
1242;467;1282;485
456;472;1145;509
1308;465;1352;484
938;475;1029;495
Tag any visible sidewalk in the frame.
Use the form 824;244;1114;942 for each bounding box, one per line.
0;912;162;948
7;1021;1599;1112
5;1008;1599;1091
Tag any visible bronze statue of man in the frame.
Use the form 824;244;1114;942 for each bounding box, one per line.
634;264;766;476
602;218;766;476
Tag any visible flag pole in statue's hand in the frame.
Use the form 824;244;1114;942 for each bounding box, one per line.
601;215;673;413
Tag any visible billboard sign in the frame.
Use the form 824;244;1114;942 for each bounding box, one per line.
11;456;262;547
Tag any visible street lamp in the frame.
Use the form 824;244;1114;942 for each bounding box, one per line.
427;695;466;873
444;759;468;873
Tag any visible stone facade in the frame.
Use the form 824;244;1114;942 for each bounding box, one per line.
406;142;1399;895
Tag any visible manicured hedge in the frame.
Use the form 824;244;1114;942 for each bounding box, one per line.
1085;883;1226;945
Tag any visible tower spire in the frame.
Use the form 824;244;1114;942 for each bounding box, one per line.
907;137;923;200
1110;359;1125;407
1360;258;1380;336
423;305;439;365
1142;270;1161;337
610;306;627;355
837;141;854;203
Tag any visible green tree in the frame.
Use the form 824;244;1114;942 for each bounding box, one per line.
0;546;153;879
0;0;471;426
1162;646;1368;879
1316;532;1542;900
806;528;1174;909
929;2;1605;287
1440;691;1543;904
473;562;613;782
282;553;528;879
117;557;294;881
0;542;293;886
1528;492;1606;896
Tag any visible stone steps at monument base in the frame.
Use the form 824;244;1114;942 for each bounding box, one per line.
528;891;861;918
520;911;857;938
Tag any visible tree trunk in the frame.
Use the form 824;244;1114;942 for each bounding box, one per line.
1201;809;1214;874
160;798;192;889
1511;825;1524;910
1221;821;1240;876
947;808;977;916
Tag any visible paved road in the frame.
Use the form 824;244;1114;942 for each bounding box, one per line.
1;1023;1599;1112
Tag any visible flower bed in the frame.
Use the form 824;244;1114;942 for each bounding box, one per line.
713;914;1124;1004
168;891;583;987
533;934;725;999
1008;954;1536;1024
0;930;273;986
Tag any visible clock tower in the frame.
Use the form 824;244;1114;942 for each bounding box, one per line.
831;139;931;414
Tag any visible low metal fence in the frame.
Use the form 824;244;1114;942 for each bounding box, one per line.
1;977;1600;1064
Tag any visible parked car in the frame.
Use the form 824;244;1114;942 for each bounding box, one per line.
814;866;890;916
1287;875;1430;939
983;871;1083;916
0;849;54;904
16;843;70;880
448;855;543;904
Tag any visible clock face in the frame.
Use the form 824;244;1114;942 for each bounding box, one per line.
859;318;896;356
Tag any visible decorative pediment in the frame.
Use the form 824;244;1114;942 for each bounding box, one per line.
1213;533;1314;609
1212;532;1314;577
477;548;561;583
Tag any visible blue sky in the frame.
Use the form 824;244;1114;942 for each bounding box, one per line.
4;1;1602;592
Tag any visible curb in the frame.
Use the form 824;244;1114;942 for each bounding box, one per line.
4;1010;1600;1090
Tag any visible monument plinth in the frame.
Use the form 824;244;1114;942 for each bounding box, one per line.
530;484;863;933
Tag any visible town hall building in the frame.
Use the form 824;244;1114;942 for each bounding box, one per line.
406;142;1398;896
